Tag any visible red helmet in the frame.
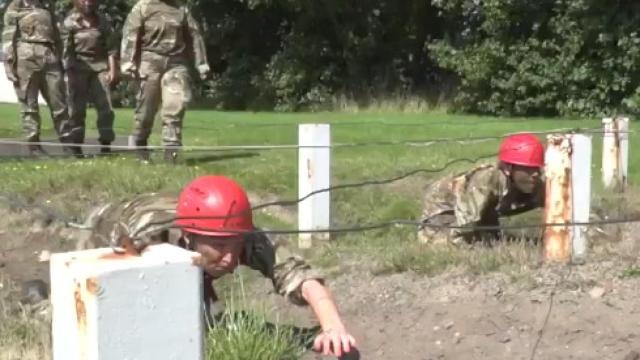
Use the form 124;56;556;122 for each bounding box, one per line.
498;133;544;167
176;176;254;236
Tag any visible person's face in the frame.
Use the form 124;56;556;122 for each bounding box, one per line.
509;165;541;194
186;232;244;278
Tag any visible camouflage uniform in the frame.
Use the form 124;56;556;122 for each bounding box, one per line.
419;164;544;245
61;10;118;146
1;0;74;145
120;0;210;151
81;193;323;306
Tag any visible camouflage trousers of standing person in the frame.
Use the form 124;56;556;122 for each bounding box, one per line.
13;43;74;143
133;57;192;147
67;69;115;145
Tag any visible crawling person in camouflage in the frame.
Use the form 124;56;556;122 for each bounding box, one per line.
120;0;210;163
419;133;545;245
80;175;357;357
1;0;79;156
61;0;119;154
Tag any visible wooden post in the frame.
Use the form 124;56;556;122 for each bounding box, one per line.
543;135;572;262
602;117;630;190
298;124;331;249
571;134;592;262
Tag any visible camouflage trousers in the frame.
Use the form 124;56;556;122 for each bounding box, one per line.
13;43;74;143
418;212;500;245
133;60;192;147
67;69;115;144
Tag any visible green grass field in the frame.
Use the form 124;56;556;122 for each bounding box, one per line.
0;103;636;274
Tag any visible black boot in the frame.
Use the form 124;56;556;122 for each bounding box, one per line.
164;148;178;164
100;141;111;155
28;144;47;158
63;144;84;159
135;140;151;162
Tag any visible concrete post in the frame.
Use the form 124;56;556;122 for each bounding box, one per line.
570;134;592;262
298;124;331;249
602;117;630;190
543;134;592;263
543;135;573;262
51;244;204;360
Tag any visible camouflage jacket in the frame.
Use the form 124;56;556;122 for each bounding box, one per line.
2;0;62;66
421;164;545;234
82;193;323;306
61;11;118;73
120;0;209;77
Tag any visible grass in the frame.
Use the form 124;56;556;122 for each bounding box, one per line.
205;275;311;360
0;277;51;360
621;266;640;278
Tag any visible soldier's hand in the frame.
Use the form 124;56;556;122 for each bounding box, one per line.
313;327;357;358
199;70;211;81
4;64;18;84
107;69;120;87
111;222;146;256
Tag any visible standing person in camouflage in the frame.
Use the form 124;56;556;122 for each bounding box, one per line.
79;175;357;358
120;0;210;163
419;133;545;245
1;0;79;156
61;0;119;154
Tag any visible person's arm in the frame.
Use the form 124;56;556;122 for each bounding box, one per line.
120;3;143;78
104;16;120;85
242;232;356;357
301;279;356;357
184;7;209;79
2;2;19;82
60;15;75;71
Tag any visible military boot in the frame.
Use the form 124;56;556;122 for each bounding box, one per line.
28;144;48;158
135;140;151;163
62;144;84;159
164;148;178;164
100;141;111;155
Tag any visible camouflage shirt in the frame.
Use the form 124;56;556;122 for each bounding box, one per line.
420;164;544;241
61;11;118;72
2;0;62;65
120;0;209;76
82;193;323;306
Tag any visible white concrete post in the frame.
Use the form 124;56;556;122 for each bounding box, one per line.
298;124;331;249
51;244;204;360
602;117;630;190
571;134;592;262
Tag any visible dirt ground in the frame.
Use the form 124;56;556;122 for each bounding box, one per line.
1;206;640;360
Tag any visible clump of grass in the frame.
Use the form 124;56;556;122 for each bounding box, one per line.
621;266;640;278
205;275;309;360
206;309;306;360
373;239;539;276
0;278;51;360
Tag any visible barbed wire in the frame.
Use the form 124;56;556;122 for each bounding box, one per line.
0;127;626;157
0;153;496;231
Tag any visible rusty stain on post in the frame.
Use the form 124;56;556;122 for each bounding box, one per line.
74;281;89;360
543;135;572;262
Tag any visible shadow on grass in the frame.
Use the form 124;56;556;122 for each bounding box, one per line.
185;152;260;166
